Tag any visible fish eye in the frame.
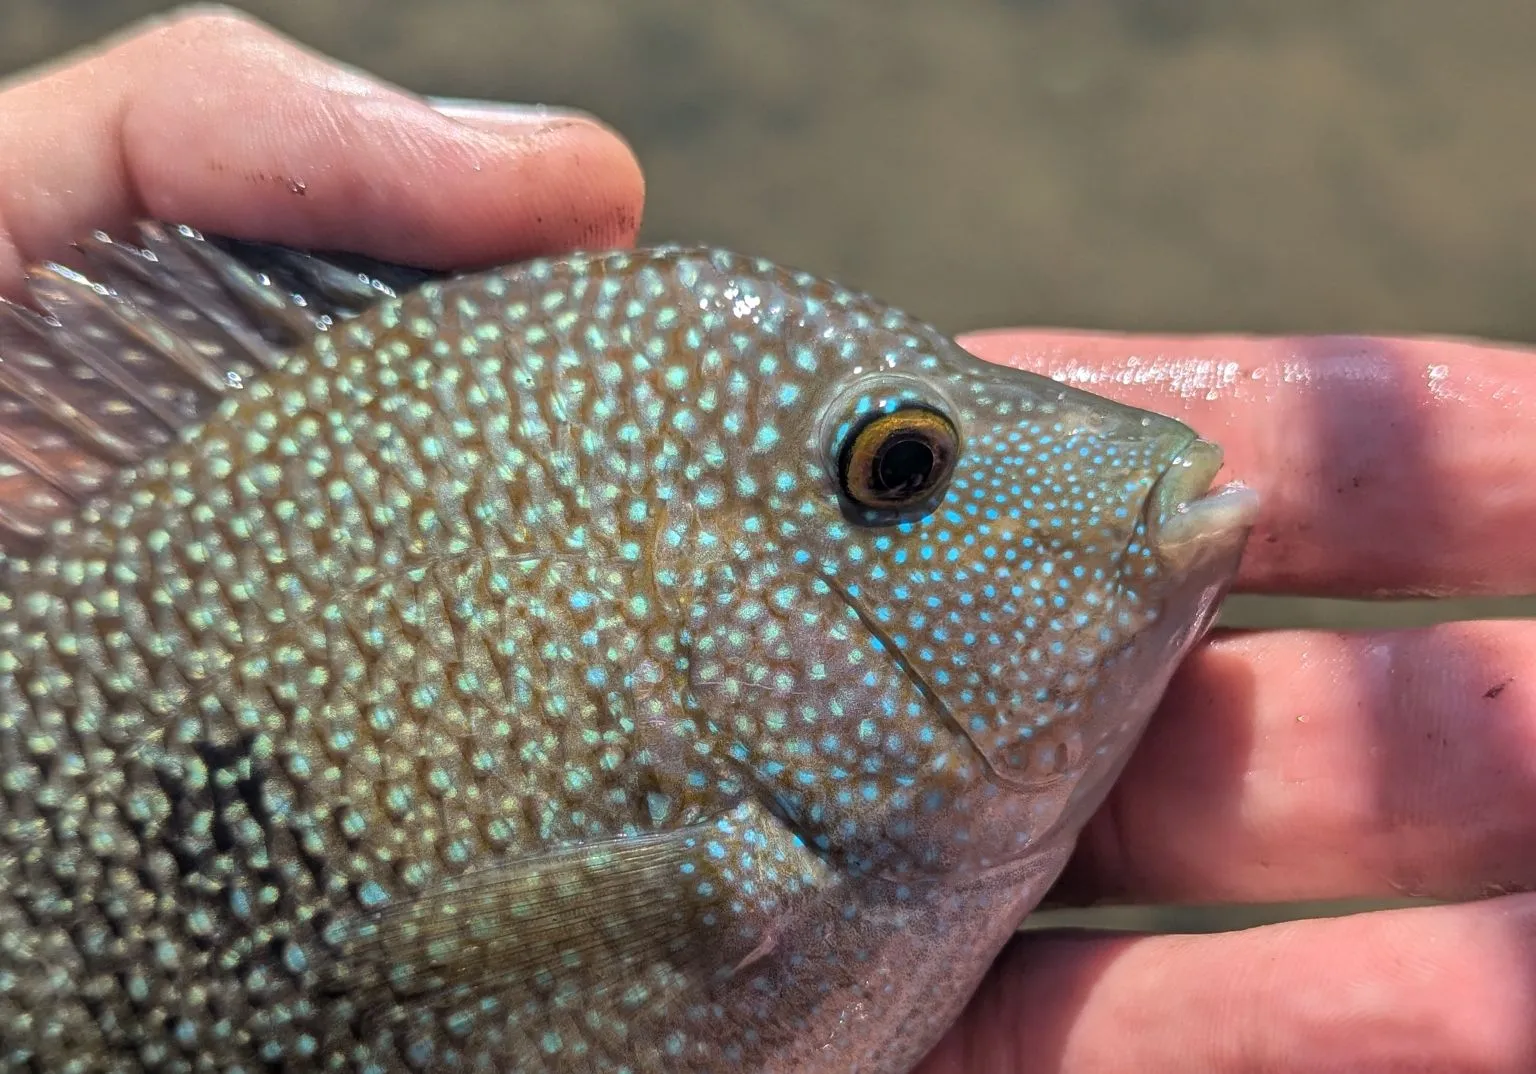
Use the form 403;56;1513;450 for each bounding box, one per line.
838;404;959;512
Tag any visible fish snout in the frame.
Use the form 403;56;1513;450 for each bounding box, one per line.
1144;439;1260;576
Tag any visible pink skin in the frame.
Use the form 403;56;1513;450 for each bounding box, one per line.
962;330;1536;598
6;9;1535;1072
913;333;1536;1071
0;5;645;297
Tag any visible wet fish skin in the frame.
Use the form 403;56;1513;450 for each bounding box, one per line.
0;226;1256;1072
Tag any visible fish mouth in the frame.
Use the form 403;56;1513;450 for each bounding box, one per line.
1146;439;1261;574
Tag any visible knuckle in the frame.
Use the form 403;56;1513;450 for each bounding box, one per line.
130;4;281;56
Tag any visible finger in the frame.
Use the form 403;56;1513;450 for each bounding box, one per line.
958;329;1536;598
918;896;1536;1074
1051;620;1536;907
0;6;644;299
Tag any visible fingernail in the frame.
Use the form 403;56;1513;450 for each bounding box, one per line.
427;97;597;129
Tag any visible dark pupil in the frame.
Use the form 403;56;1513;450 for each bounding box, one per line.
871;434;936;496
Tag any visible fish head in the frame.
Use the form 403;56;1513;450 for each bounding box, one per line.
782;315;1258;852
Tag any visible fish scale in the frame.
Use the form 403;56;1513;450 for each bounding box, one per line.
0;225;1256;1072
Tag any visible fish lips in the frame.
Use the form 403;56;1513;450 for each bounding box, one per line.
1145;438;1260;578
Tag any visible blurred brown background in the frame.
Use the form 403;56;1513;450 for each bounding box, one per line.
8;1;1536;342
3;0;1529;930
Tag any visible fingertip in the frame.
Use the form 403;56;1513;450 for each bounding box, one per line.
427;98;604;129
521;116;647;252
457;113;647;256
0;9;648;301
116;42;648;266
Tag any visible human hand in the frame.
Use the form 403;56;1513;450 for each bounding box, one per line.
917;330;1536;1072
0;5;644;301
10;10;1532;1074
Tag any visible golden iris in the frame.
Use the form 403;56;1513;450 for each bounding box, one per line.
838;406;959;510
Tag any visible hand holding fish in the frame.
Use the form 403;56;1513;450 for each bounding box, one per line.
2;9;1532;1074
918;334;1536;1073
0;6;645;299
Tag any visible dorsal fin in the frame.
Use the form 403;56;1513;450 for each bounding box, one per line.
0;223;439;558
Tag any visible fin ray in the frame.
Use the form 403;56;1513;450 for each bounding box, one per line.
317;801;832;1041
0;222;440;561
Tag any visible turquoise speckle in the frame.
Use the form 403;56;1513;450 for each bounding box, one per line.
0;234;1247;1074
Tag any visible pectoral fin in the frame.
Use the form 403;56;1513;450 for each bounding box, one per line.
319;802;833;1021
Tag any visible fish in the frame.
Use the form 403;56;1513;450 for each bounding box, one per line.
0;223;1258;1073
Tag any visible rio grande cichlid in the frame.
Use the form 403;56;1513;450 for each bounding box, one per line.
0;223;1258;1073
